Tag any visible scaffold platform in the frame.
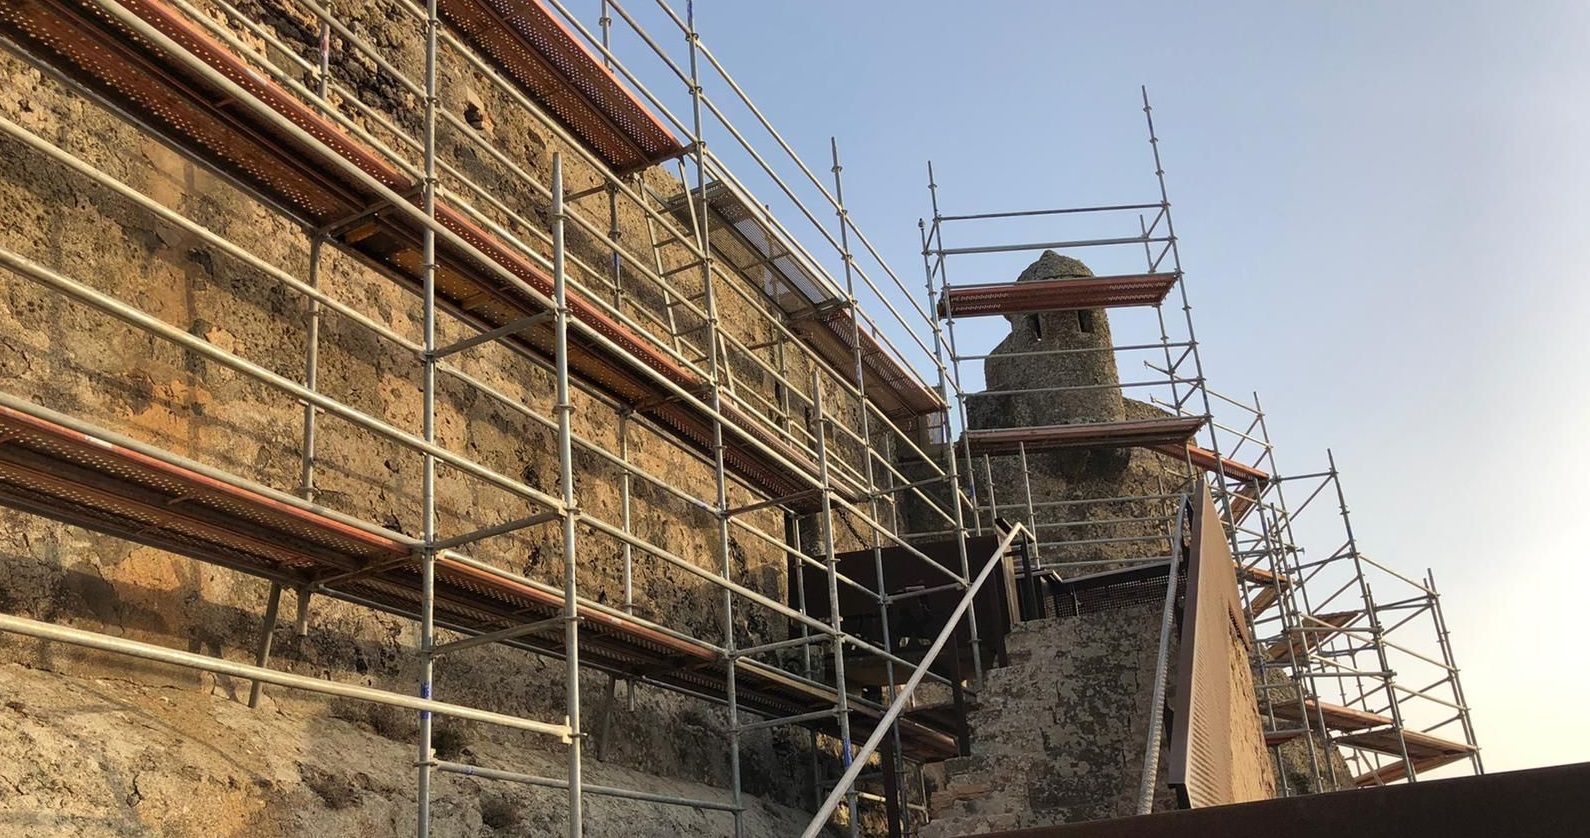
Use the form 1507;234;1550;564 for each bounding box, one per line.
0;0;851;509
936;272;1179;319
1348;734;1478;787
438;0;685;173
1262;609;1362;663
0;399;957;760
1238;565;1291;616
962;415;1206;457
1153;442;1271;483
675;182;944;419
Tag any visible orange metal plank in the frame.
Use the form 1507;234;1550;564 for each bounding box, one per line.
1262;610;1362;662
1351;752;1471;787
938;273;1179;319
1268;698;1390;733
964;415;1205;457
438;0;684;173
1152;442;1271;483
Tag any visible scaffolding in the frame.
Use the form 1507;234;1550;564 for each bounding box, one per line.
1247;451;1482;789
0;1;1482;835
0;0;1017;836
1162;383;1483;794
922;90;1240;583
917;87;1483;805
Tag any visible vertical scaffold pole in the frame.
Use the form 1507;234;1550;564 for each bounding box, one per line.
812;370;861;836
619;411;634;614
416;0;440;833
300;19;330;508
261;18;333;714
1140;88;1236;538
920;163;983;686
1427;570;1483;774
246;582;282;708
1251;393;1324;791
1327;450;1414;782
552;152;585;838
831;137;904;836
683;4;743;833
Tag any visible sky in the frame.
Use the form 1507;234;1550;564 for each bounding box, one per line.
584;1;1590;774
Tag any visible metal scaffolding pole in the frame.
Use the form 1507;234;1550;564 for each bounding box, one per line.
1427;570;1483;774
1248;393;1325;792
921;166;984;685
832;136;907;835
1140;88;1236;539
416;0;440;832
551;152;587;838
682;5;743;834
1328;452;1415;783
0;1;1488;831
812;370;861;836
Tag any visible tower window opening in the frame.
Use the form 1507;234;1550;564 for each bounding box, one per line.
1077;310;1094;334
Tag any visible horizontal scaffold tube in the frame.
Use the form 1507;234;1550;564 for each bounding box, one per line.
0;611;571;739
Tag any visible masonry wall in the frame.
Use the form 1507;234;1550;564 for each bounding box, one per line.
0;1;886;833
921;602;1180;836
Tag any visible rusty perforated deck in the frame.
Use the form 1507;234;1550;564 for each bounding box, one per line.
963;415;1206;457
0;0;838;509
439;0;684;174
938;272;1180;319
0;401;955;758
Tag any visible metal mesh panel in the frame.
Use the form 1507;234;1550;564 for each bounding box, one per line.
439;0;683;173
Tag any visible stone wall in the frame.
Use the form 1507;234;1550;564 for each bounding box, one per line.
965;251;1123;430
920;602;1180;836
1216;618;1281;804
0;0;878;832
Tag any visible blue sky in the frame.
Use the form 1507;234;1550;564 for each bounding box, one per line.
588;1;1590;773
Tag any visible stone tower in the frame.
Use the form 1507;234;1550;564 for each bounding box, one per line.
965;250;1125;431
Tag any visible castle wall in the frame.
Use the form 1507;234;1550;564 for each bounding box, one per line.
921;602;1180;835
0;1;874;832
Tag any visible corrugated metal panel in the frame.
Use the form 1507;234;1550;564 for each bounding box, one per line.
1168;483;1256;808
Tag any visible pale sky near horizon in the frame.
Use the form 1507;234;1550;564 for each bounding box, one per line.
591;1;1590;775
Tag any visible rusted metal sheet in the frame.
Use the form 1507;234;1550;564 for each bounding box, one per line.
438;0;684;173
961;761;1590;838
963;416;1205;456
938;272;1179;319
1167;482;1257;808
1150;442;1271;482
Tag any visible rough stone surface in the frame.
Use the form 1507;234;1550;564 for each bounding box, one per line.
965;251;1123;431
912;252;1280;834
0;658;823;837
919;605;1180;837
1257;669;1355;795
0;0;873;832
944;252;1190;572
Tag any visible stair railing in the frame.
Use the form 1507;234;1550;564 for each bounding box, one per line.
1135;492;1193;813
